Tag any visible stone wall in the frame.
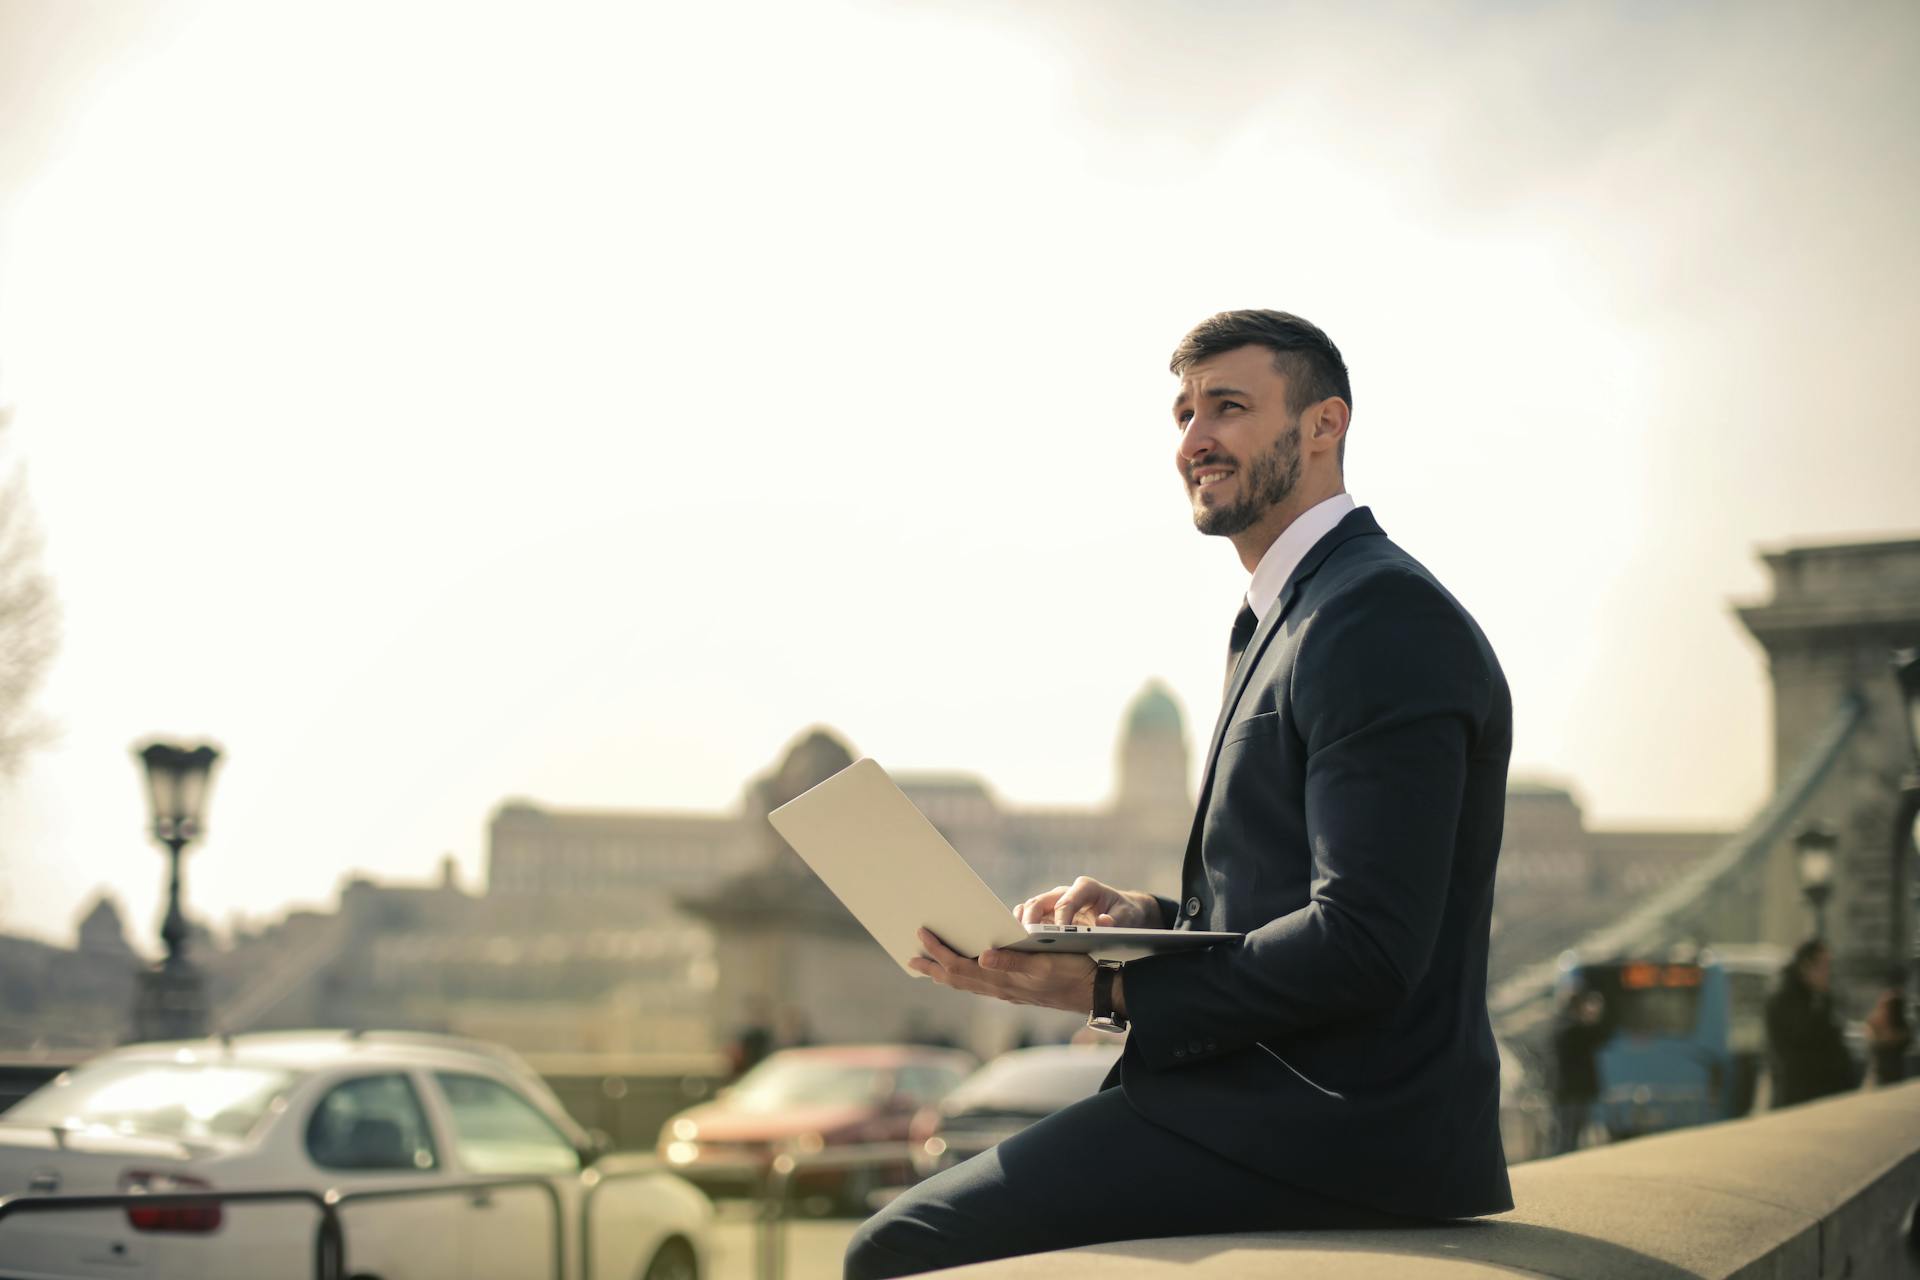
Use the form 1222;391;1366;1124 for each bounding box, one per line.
946;1081;1920;1279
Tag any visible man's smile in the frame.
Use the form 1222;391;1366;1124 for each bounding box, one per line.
1190;463;1236;490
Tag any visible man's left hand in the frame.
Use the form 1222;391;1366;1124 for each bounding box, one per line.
910;928;1095;1014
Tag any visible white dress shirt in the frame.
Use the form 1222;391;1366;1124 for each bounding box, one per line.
1245;493;1358;622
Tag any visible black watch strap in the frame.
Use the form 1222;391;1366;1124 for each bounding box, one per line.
1088;959;1128;1033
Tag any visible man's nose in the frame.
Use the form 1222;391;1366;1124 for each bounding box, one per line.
1178;416;1216;462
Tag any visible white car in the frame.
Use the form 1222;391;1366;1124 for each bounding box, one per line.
0;1030;711;1280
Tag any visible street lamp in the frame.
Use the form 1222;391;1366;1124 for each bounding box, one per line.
1795;821;1838;942
130;740;221;1041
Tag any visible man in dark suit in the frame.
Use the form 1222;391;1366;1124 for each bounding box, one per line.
845;310;1513;1279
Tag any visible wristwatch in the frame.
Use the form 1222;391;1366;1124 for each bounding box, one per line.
1088;959;1128;1034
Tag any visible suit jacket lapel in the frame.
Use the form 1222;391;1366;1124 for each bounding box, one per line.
1177;507;1386;900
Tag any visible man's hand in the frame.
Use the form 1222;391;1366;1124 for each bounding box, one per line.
1016;877;1165;928
909;928;1097;1014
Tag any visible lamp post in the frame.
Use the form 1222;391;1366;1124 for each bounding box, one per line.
1892;650;1920;1020
1795;821;1838;942
130;740;221;1042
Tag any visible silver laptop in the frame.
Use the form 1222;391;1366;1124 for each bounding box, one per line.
768;757;1239;972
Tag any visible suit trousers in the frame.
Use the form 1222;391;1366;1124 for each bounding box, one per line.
844;1083;1404;1279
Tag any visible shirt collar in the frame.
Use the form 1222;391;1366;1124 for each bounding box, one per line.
1245;493;1357;621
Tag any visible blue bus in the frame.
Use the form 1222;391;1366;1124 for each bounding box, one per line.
1562;944;1783;1140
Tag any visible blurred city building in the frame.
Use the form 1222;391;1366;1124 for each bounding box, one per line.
6;522;1915;1068
1491;784;1728;984
487;798;759;900
485;682;1192;912
202;856;715;1058
197;684;1198;1060
0;681;1733;1063
0;896;138;1050
683;683;1197;1058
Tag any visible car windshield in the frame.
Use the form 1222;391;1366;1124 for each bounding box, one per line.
726;1060;885;1112
6;1061;296;1144
942;1051;1118;1114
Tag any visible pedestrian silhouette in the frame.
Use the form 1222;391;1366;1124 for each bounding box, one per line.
1764;939;1853;1107
1551;989;1608;1153
1864;976;1910;1087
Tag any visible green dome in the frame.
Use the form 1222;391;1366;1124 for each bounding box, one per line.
1126;681;1184;736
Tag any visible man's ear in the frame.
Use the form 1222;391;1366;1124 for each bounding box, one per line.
1305;397;1350;455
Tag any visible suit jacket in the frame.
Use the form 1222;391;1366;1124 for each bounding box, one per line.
1114;506;1513;1220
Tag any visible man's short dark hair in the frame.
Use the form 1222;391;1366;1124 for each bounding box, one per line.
1169;311;1352;463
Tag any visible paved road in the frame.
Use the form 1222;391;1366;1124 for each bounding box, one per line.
709;1201;861;1280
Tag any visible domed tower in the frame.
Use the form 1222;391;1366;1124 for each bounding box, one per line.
1115;681;1192;818
77;894;135;957
743;728;856;869
687;726;976;1050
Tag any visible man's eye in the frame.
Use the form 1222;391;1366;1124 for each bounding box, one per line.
1221;401;1244;412
1176;411;1193;427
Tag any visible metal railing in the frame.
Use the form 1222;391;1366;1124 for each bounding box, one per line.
0;1146;915;1280
581;1157;676;1280
334;1176;565;1279
0;1175;564;1280
752;1143;912;1280
582;1142;914;1280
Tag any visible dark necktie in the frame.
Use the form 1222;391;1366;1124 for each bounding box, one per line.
1225;601;1258;697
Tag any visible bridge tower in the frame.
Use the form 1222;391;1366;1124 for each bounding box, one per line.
1736;536;1920;998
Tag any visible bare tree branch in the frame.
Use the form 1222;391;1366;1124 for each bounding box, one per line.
0;410;58;777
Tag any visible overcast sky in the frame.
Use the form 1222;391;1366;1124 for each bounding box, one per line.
2;0;1916;950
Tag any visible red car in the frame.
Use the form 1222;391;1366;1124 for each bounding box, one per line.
658;1045;974;1212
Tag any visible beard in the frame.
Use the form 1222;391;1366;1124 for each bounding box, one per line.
1189;424;1301;537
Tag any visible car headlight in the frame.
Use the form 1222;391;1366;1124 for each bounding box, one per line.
670;1118;699;1142
790;1131;825;1155
665;1141;700;1164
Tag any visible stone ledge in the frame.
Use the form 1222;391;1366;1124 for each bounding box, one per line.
939;1083;1920;1279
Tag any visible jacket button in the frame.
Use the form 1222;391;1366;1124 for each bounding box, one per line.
1188;1040;1204;1054
1174;1048;1187;1059
1184;897;1201;918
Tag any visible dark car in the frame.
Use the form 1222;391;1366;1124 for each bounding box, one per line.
909;1042;1122;1179
659;1045;974;1211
